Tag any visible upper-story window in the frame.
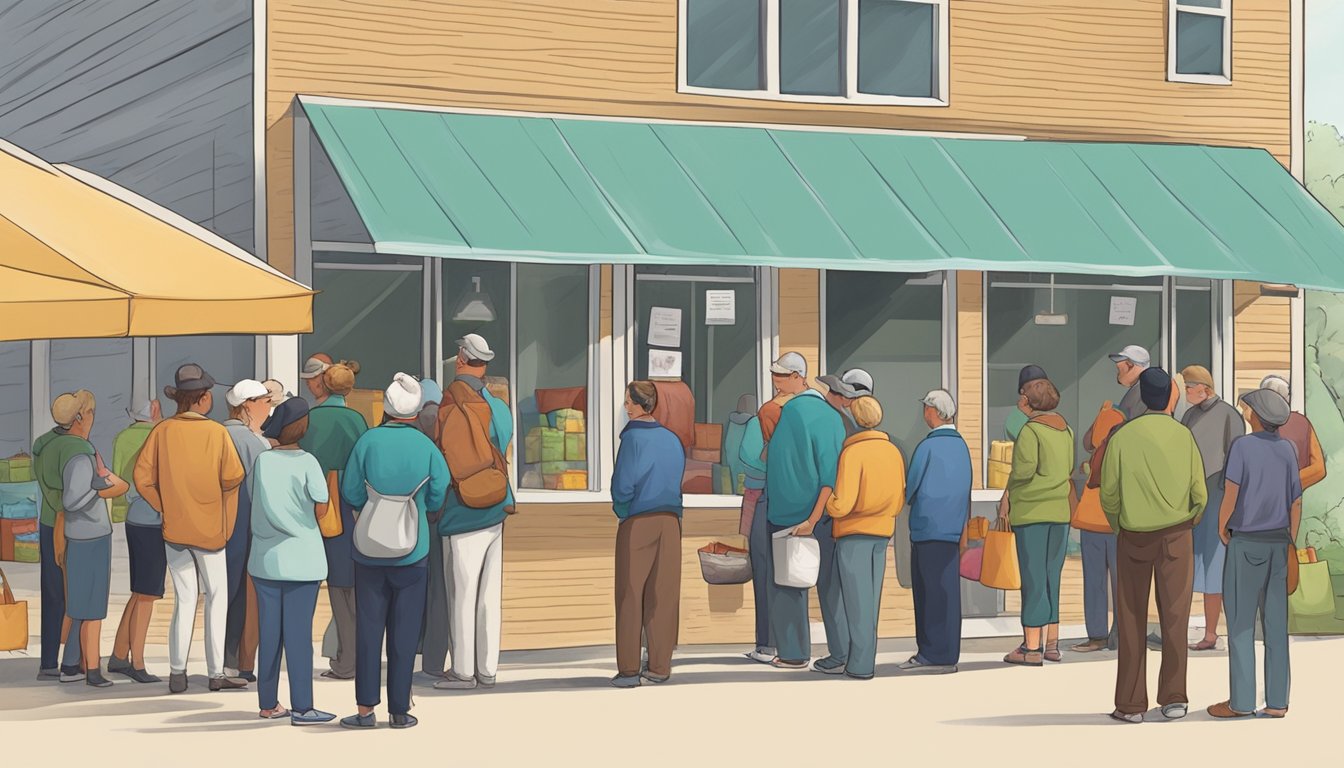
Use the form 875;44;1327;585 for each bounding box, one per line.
1168;0;1232;84
679;0;949;106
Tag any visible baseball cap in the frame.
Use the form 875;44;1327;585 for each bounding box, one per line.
769;352;807;378
920;389;957;419
1108;345;1151;368
1181;365;1215;390
1241;388;1290;427
163;363;217;398
818;369;875;399
225;379;270;408
300;356;331;380
1018;365;1048;392
455;333;496;363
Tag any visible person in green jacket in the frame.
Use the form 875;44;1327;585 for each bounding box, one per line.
998;375;1074;667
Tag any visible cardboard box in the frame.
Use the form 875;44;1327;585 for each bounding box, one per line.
525;427;565;465
483;376;510;404
690;448;721;464
986;459;1011;489
541;460;585;477
1;517;38;561
694;423;723;451
345;389;385;429
13;531;38;563
565;432;586;461
989;440;1014;464
557;470;588;490
520;470;544;489
547;408;584;432
1;454;32;484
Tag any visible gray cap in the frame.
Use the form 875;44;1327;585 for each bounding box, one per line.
300;356;330;380
126;396;154;422
1259;375;1290;403
769;351;807;377
1240;388;1290;428
920;389;957;420
455;333;496;363
1108;345;1151;368
818;369;875;399
163;363;217;398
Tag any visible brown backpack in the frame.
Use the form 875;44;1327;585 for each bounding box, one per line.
439;380;511;510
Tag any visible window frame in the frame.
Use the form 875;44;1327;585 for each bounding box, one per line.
1167;0;1233;86
677;0;950;107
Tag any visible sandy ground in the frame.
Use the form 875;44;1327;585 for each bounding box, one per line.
0;630;1337;767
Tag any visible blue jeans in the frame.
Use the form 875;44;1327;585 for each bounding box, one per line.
836;535;888;677
254;578;320;712
747;490;773;649
355;561;427;715
816;517;849;664
1225;531;1291;712
1080;530;1118;642
911;540;961;666
39;523;65;670
224;492;251;671
767;523;811;662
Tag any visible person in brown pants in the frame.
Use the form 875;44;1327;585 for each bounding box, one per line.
1099;368;1207;723
611;382;686;688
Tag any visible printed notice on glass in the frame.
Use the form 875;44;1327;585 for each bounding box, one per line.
649;349;683;379
1109;296;1137;326
648;307;682;348
705;290;736;326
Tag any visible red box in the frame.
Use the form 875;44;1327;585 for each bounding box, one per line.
1;517;39;561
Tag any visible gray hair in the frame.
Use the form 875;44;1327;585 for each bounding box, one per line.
1260;375;1290;403
921;389;957;421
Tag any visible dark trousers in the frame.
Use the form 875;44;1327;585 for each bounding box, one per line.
816;517;849;663
354;562;427;715
224;514;252;671
912;540;962;666
748;491;773;649
1116;521;1194;715
767;522;811;662
420;527;450;674
254;578;320;713
614;513;682;678
39;523;65;670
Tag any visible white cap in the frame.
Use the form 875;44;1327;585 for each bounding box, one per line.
225;379;269;408
769;351;807;378
1108;345;1151;368
818;368;875;398
384;372;423;418
920;389;957;421
1260;374;1290;403
300;356;330;380
455;333;496;363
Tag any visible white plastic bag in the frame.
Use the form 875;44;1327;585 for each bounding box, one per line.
772;528;820;589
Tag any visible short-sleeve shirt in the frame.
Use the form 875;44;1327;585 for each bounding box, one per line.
1224;432;1302;533
248;449;330;582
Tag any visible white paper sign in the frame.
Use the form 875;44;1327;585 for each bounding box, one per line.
705;290;736;326
648;349;683;379
648;307;682;348
1109;296;1137;326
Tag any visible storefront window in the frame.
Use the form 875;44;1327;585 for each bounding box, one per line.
986;273;1164;475
442;260;512;383
516;264;591;491
156;335;256;421
0;342;30;460
304;253;425;394
825;271;943;457
50;339;133;460
1173;278;1218;420
634;265;759;495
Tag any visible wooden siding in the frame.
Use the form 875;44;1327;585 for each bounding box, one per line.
956;271;985;488
1233;281;1293;397
777;269;820;381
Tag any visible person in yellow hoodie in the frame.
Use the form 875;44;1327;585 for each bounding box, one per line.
823;396;905;680
134;364;247;694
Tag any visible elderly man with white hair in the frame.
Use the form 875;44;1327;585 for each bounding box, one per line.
1256;375;1326;495
898;389;972;674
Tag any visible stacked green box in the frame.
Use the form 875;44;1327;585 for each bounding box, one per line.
525;427;566;465
548;408;584;433
540;460;586;477
3;455;32;483
565;433;586;461
0;458;9;484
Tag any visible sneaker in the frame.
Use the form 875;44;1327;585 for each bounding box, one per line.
432;671;477;690
745;647;776;664
85;670;113;688
1071;639;1108;653
340;712;377;729
1146;632;1163;651
475;673;496;689
769;657;809;670
169;672;188;694
390;713;418;729
811;657;847;675
640;670;669;684
59;665;85;683
897;657;957;675
107;655;132;674
843;671;874;681
321;670;354;680
125;668;161;684
610;674;642;688
291;709;337;726
1003;645;1043;667
1161;703;1188;720
37;667;60;681
209;675;249;691
1109;710;1144;724
260;705;290;720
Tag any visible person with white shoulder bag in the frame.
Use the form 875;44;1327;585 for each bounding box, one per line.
338;373;450;731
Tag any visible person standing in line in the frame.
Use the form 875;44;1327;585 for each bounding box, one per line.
1006;365;1049;442
300;354;333;404
263;379;293;414
1180;366;1246;652
1072;402;1124;654
609;382;686;688
900;390;972;674
298;360;368;681
1258;375;1327;495
823;396;904;681
340;373;450;730
35;391;130;687
1207;390;1301;720
737;381;796;664
414;378;453;679
1100;368;1207;723
222;380;273;683
108;396;165;683
809;367;874;676
764;352;844;670
249;399;337;725
134;364;248;694
435;335;515;691
32;398;84;681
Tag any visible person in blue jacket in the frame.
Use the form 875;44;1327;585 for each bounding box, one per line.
609;381;686;688
899;389;973;674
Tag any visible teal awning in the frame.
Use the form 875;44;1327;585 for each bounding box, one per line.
301;98;1344;291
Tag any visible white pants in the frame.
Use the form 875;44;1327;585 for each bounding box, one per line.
165;543;229;677
444;523;503;679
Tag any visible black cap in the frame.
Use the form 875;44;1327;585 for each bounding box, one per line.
1139;367;1174;411
262;398;309;440
1018;365;1048;392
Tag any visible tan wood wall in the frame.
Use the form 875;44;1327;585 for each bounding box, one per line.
956;271;985;488
1232;281;1293;397
777;269;821;382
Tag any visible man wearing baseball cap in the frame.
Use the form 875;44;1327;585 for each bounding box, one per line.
818;369;875;438
133;364;248;693
1107;345;1152;423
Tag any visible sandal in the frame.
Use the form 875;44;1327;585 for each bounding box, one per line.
259;705;290;720
1043;643;1062;663
1188;637;1218;651
1257;707;1288;719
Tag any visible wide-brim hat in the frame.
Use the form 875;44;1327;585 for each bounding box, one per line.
163;363;217;399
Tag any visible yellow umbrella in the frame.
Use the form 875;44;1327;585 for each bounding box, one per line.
0;139;312;341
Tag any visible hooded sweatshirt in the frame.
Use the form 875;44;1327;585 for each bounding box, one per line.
32;428;94;527
766;391;845;528
1004;412;1075;526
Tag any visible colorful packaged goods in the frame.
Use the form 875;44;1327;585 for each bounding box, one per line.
557;470;588;490
548;408;585;433
524;427;565;464
694;423;723;451
690;448;721;464
12;531;38;563
0;454;32;484
987;441;1014;489
565;432;586;461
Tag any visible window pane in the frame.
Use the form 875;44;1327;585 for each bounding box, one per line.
1180;0;1222;8
0;341;31;459
986;273;1163;476
635;267;759;495
1175;12;1224;76
825;271;942;458
442;260;513;384
858;0;937;98
157;335;257;421
1173;280;1216;421
780;0;843;96
304;264;423;397
517;264;591;491
50;339;133;461
687;0;763;90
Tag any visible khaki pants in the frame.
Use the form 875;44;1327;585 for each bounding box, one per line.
1115;521;1194;715
615;513;681;678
